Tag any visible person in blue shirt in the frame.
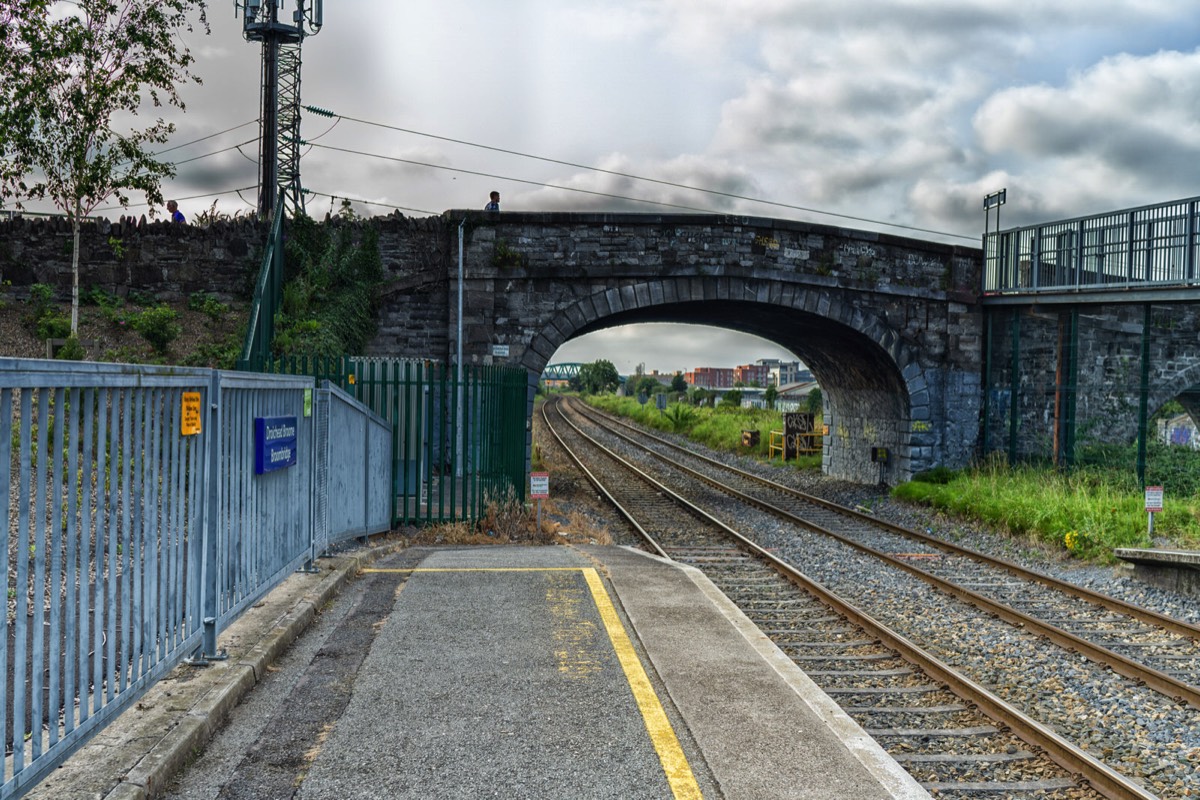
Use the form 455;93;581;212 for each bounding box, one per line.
167;200;186;224
484;191;500;212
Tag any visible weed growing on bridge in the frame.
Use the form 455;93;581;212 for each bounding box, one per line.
491;238;524;270
272;215;383;358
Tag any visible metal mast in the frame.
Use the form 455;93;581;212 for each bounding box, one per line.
236;0;323;218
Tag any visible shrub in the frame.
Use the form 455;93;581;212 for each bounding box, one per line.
188;291;228;323
25;283;56;332
663;403;698;432
81;286;121;308
131;305;181;353
36;312;71;340
127;289;157;307
54;335;85;361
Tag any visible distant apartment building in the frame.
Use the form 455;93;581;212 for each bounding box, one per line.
734;363;771;386
685;367;734;389
755;359;808;386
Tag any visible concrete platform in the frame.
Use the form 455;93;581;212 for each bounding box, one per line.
32;543;929;800
1115;547;1200;598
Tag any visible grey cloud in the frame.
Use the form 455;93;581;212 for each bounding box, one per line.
974;49;1200;190
513;155;759;214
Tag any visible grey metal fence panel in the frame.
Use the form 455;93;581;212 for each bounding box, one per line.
208;372;314;632
320;382;392;546
2;358;390;799
1;359;212;798
311;388;331;557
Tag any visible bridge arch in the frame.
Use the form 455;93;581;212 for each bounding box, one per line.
1152;366;1200;437
366;210;983;485
520;278;940;484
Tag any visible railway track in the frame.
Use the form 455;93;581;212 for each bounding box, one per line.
541;394;1200;799
568;399;1200;712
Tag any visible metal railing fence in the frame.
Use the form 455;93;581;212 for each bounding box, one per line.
1;358;390;799
264;355;529;525
984;195;1200;294
311;381;393;553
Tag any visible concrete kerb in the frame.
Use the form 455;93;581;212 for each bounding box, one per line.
25;536;411;800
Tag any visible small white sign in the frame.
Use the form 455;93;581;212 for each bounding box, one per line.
530;472;549;499
492;344;510;358
1145;485;1164;513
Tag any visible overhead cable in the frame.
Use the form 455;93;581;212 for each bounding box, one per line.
307;143;725;215
151;120;258;158
304;105;977;241
96;185;259;213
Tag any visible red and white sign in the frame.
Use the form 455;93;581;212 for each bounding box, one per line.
1145;485;1164;513
530;472;550;499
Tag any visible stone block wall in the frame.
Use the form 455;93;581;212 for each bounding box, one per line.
984;302;1200;460
0;214;261;301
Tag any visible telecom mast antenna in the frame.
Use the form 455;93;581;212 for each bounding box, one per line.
236;0;323;218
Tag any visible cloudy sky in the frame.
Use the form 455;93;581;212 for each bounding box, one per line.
68;2;1200;372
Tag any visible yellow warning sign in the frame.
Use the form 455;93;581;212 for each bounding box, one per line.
181;392;202;436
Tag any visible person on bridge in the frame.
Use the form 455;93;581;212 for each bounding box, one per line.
484;191;500;212
167;200;186;224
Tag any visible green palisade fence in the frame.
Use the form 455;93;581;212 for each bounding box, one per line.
263;355;528;526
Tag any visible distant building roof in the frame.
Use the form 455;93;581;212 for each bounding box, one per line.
778;381;818;396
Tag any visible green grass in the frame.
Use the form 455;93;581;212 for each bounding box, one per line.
894;457;1200;561
581;391;1200;562
584;394;819;469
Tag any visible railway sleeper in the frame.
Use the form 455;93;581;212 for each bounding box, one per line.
805;666;915;678
789;652;894;662
866;725;999;737
852;704;969;714
920;778;1081;793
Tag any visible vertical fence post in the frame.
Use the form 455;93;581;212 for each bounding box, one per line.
1008;309;1020;464
1063;310;1078;469
981;310;992;456
1137;304;1152;488
191;370;227;664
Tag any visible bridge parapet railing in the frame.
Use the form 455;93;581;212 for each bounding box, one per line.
984;195;1200;295
0;357;390;799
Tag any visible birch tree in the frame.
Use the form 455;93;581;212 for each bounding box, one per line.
0;0;209;335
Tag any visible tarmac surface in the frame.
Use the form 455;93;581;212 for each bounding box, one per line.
31;541;929;800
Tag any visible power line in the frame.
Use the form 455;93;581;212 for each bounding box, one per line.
151;120;258;158
96;185;259;213
307;143;728;215
171;138;258;167
302;189;438;216
305;106;978;241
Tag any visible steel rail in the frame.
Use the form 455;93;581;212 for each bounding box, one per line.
538;397;669;559
570;398;1200;711
544;395;1157;800
580;400;1200;641
582;401;1200;642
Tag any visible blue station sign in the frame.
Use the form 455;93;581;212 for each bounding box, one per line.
254;415;299;474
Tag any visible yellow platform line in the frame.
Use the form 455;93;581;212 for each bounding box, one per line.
361;567;586;573
361;565;703;798
582;568;702;800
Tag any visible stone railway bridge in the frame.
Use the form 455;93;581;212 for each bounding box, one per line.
8;208;1200;485
371;211;984;485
